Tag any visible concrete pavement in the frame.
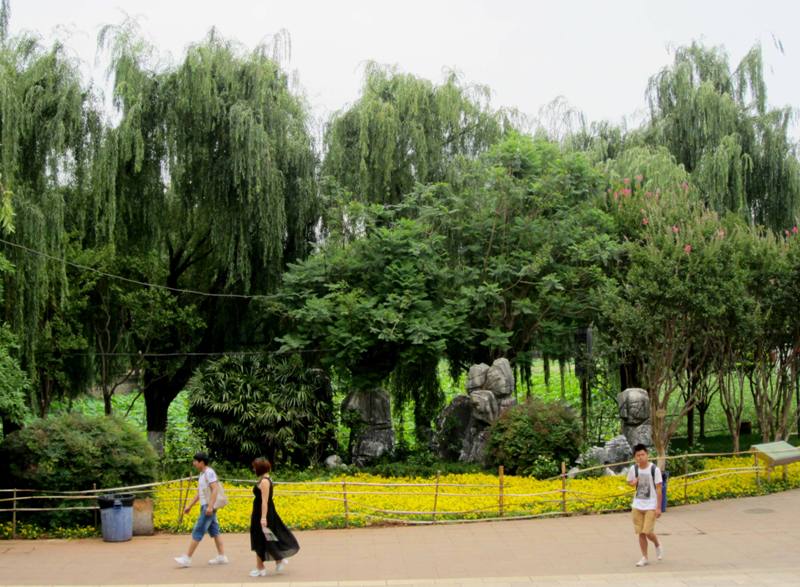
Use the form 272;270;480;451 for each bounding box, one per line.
1;489;798;586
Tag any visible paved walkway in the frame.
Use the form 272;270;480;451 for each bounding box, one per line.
1;489;799;586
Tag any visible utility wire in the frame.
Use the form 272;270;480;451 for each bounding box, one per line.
0;237;280;301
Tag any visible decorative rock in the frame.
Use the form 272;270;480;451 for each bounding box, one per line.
324;454;345;469
604;434;633;466
567;466;581;479
341;389;395;466
485;358;514;397
435;357;517;465
576;434;633;474
469;389;499;424
617;387;652;449
466;363;490;392
434;395;473;461
602;467;617;477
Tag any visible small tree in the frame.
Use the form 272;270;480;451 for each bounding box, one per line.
187;354;336;467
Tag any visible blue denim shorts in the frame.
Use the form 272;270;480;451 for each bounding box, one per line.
191;508;220;541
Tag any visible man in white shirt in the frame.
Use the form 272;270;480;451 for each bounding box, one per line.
626;443;663;567
174;452;228;568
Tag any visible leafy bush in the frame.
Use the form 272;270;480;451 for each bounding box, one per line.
1;413;157;491
486;397;583;475
187;353;337;467
526;455;560;479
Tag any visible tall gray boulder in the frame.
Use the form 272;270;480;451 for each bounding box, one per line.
341;388;394;466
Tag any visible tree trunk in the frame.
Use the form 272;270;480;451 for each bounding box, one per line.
686;407;695;447
543;356;551;394
620;359;639;391
580;375;589;434
103;389;113;416
144;364;194;455
698;404;707;439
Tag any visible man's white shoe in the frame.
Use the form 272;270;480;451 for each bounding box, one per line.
275;559;288;573
635;557;649;567
655;545;663;560
209;554;229;565
249;568;267;577
174;555;192;568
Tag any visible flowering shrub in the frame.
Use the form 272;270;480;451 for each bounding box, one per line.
151;458;800;532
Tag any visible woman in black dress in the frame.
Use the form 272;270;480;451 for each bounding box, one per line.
249;457;300;577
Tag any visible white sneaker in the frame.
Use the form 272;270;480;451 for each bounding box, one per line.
656;545;663;560
635;557;649;567
174;555;192;568
275;559;288;573
249;568;267;577
209;554;229;565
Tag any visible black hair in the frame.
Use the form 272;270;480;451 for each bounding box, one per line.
193;451;210;465
632;444;648;454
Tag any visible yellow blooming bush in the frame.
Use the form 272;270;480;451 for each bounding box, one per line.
152;458;800;532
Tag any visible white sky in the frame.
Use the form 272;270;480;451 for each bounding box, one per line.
10;0;800;139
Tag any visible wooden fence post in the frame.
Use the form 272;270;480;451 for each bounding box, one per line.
177;478;185;526
12;489;17;539
683;455;688;504
342;481;350;528
560;462;567;514
432;471;441;523
498;465;505;517
754;450;761;489
93;483;98;528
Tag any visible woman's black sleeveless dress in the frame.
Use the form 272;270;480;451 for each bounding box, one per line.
250;477;300;562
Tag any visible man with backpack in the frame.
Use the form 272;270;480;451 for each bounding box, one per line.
626;443;663;567
174;452;229;568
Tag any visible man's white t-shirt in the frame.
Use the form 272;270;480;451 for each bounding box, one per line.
198;466;218;507
627;464;662;511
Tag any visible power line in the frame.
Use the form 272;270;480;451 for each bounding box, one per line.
0;237;281;301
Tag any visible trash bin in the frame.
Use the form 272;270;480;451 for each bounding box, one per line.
98;494;134;542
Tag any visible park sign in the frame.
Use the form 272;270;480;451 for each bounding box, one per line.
751;441;800;467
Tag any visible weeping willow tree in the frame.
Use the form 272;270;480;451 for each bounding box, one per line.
322;64;505;208
647;42;800;231
98;23;318;450
0;23;98;414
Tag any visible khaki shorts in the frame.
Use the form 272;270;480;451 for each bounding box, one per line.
632;508;657;534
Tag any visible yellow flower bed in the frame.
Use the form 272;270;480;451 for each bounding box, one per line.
153;458;800;532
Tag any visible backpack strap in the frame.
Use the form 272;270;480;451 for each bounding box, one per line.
651;464;656;481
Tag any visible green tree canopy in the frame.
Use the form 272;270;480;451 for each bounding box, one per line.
322;64;505;208
647;42;800;231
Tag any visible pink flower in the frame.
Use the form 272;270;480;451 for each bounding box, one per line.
642;217;649;226
683;244;692;254
622;188;632;197
785;230;791;238
613;191;619;201
717;228;726;238
681;181;689;192
623;177;631;185
635;175;643;182
793;226;798;235
672;225;680;234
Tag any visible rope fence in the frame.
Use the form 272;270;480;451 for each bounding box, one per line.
1;447;798;539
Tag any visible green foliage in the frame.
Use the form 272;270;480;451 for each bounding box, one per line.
323;64;504;207
1;413;157;490
187;354;337;467
647;42;800;231
0;327;28;435
525;455;561;480
486;398;583;475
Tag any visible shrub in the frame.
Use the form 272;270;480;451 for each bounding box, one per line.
486;397;583;475
187;353;337;467
1;413;157;491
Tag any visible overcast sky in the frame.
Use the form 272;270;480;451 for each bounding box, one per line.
10;0;800;138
